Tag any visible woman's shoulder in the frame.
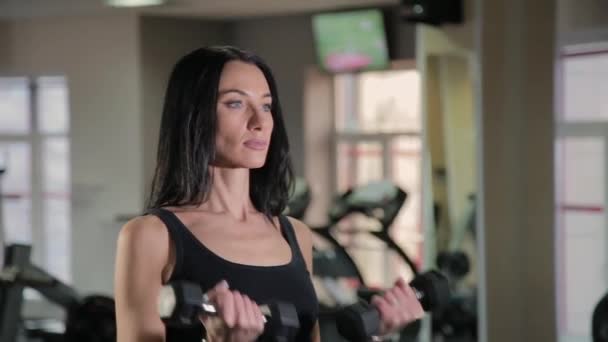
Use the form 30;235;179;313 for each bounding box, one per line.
283;216;310;234
117;214;169;252
283;216;314;272
283;216;313;248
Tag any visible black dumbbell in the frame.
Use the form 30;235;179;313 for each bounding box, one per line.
65;295;117;342
336;270;451;342
436;251;471;279
158;281;300;341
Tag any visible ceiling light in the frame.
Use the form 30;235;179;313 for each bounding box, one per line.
105;0;167;7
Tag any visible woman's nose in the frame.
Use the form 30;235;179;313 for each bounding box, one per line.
248;106;270;130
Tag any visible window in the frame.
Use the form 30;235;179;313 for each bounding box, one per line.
562;49;608;122
0;76;71;285
332;66;422;287
556;45;608;340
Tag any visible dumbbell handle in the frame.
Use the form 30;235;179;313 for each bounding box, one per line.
358;287;424;307
336;271;450;341
411;288;424;302
158;284;272;321
158;281;301;341
192;296;271;322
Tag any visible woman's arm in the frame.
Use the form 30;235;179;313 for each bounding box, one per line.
114;215;173;342
287;217;423;341
287;217;321;342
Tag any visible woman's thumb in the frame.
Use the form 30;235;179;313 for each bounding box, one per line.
205;279;229;301
214;279;229;290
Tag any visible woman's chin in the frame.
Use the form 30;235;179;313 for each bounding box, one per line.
227;161;266;169
211;156;267;169
247;161;267;169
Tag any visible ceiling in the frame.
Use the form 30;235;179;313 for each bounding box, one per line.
0;0;399;20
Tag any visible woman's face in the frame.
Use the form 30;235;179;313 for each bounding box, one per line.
214;60;274;169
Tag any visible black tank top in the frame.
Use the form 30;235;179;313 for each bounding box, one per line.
146;208;319;342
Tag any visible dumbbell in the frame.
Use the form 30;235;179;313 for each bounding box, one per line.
65;295;117;342
436;251;471;279
336;270;451;342
158;281;300;341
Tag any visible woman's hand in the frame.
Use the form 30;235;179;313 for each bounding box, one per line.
201;280;265;342
370;277;425;336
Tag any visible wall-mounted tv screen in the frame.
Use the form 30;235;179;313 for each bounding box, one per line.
312;9;390;73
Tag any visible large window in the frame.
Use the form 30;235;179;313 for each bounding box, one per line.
556;45;608;342
332;66;422;287
0;76;71;284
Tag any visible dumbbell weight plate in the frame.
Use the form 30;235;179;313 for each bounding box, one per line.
64;295;116;342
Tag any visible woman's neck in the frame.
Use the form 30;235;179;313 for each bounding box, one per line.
197;166;255;221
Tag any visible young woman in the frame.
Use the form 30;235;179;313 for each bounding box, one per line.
114;46;424;342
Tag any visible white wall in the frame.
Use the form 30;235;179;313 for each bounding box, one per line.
2;14;142;294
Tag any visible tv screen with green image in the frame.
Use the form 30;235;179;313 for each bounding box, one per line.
312;9;389;73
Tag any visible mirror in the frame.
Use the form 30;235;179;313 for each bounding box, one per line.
419;26;479;341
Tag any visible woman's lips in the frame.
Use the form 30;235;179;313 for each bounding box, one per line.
243;139;268;150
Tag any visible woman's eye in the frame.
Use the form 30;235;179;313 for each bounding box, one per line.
263;103;272;112
225;101;242;109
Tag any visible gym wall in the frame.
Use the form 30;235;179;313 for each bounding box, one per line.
559;0;608;34
0;14;143;295
0;22;8;68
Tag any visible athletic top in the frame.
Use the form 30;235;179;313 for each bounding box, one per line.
146;208;319;341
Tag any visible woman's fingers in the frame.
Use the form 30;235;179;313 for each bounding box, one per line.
244;295;265;333
371;278;426;335
200;281;265;341
371;295;396;333
205;279;230;302
218;290;236;328
401;285;425;320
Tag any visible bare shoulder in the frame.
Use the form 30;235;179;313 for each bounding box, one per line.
116;214;173;279
118;214;168;251
285;216;314;272
285;216;313;246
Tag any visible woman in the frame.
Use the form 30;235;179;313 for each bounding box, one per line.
114;46;424;342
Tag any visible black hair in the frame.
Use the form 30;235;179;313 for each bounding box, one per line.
146;46;294;218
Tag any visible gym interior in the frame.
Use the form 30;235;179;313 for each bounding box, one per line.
0;0;606;341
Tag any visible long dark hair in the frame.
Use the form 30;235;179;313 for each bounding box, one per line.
146;46;294;218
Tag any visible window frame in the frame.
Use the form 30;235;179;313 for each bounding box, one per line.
330;60;424;285
0;75;72;304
